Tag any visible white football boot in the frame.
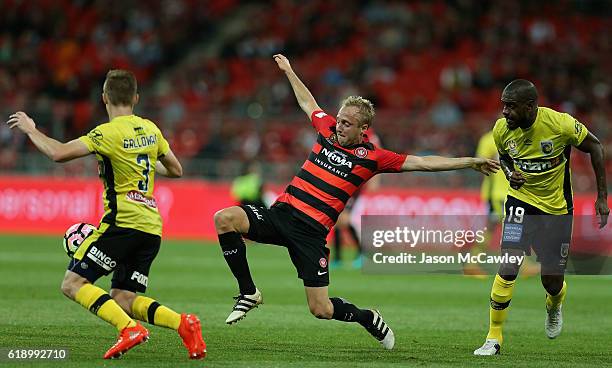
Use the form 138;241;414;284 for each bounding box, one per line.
225;288;263;324
365;310;395;350
545;304;563;339
473;338;501;355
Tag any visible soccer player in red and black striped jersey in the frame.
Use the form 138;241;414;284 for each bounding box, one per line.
213;54;499;350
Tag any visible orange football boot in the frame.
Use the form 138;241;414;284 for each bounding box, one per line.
103;322;149;359
178;313;206;359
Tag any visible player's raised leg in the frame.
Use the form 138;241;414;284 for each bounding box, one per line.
111;289;206;359
60;271;148;359
474;249;522;356
305;286;395;350
214;206;262;324
542;275;566;339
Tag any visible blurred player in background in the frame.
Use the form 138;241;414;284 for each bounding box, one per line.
474;79;609;355
6;70;206;360
463;129;510;277
477;129;509;233
213;54;499;350
231;161;266;208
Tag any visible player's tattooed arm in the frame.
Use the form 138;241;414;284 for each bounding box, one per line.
273;54;321;120
499;152;526;190
6;111;90;162
577;132;609;228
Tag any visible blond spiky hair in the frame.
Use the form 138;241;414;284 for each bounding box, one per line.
340;96;375;128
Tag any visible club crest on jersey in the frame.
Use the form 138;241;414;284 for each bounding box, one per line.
354;147;368;158
321;147;353;168
319;258;328;268
540;140;553;155
507;140;518;155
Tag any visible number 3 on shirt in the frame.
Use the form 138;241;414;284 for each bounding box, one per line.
136;154;150;192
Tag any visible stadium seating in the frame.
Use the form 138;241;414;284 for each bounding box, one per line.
1;0;610;191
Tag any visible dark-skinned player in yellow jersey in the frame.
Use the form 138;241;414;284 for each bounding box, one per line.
474;79;609;355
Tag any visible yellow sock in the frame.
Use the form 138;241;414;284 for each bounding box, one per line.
486;274;515;344
546;281;567;310
74;284;136;331
132;296;181;330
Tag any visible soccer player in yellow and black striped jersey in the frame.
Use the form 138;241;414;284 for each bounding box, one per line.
6;70;206;360
474;79;609;356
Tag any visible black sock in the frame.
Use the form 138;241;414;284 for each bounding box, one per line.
334;227;342;261
218;232;256;295
347;225;361;255
330;297;373;327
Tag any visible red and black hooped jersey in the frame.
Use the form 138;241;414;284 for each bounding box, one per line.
274;110;407;233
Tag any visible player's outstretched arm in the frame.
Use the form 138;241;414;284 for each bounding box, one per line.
577;131;609;228
6;111;90;162
401;155;500;175
273;54;321;120
156;149;183;178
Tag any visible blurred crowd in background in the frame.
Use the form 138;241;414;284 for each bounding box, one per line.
1;0;610;191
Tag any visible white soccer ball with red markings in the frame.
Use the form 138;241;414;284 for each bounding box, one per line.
62;223;96;257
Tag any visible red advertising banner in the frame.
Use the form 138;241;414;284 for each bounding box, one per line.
0;176;608;244
0;176;234;239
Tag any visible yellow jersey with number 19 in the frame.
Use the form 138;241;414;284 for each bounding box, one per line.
79;115;170;236
492;107;588;215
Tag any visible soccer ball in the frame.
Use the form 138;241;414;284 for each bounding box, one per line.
62;223;96;257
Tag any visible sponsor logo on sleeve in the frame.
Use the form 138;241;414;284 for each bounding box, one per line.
88;129;104;146
574;120;583;135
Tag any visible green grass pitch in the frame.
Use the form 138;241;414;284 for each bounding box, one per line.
0;234;610;367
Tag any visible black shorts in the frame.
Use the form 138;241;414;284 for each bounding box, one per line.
241;203;330;287
501;196;573;274
68;223;161;292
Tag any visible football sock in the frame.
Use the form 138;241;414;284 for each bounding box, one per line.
546;281;567;310
330;297;373;327
487;274;515;344
218;232;256;295
333;227;342;261
131;296;181;330
75;284;136;331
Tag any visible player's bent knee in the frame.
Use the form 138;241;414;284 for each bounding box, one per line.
215;206;249;233
214;208;236;232
110;289;136;315
309;302;333;319
60;275;89;299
